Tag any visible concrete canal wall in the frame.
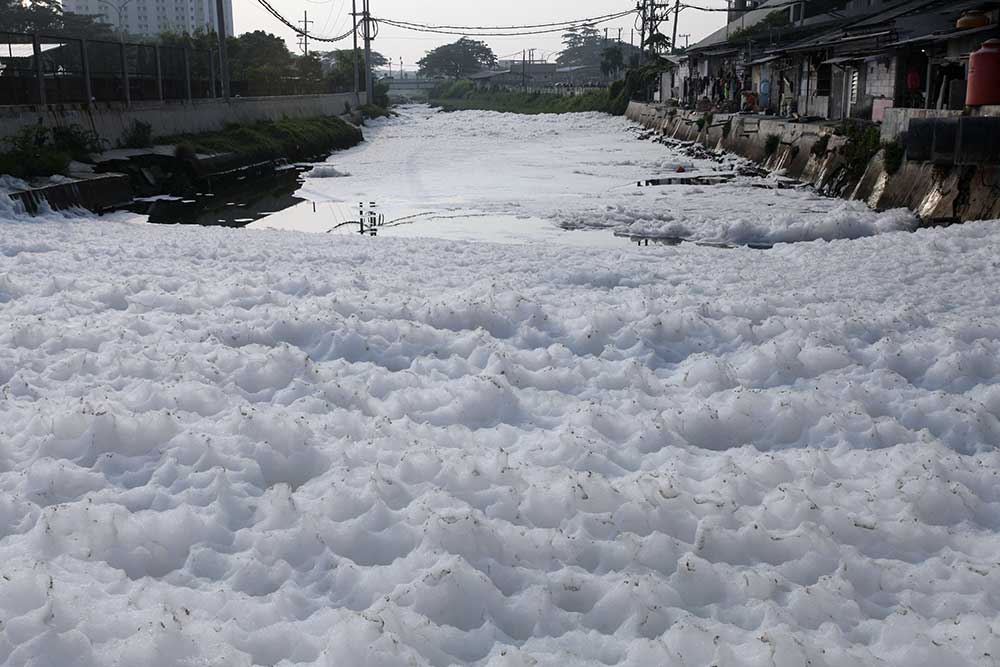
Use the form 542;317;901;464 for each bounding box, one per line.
0;92;366;149
626;101;1000;223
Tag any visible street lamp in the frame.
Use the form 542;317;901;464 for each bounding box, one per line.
93;0;135;41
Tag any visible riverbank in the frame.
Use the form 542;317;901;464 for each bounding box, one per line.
432;89;613;115
2;114;365;213
626;101;1000;223
427;79;620;115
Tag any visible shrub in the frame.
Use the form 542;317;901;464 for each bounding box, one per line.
371;80;391;108
882;140;904;175
811;133;830;157
839;122;882;178
122;120;153;148
0;124;71;178
51;124;101;160
360;103;391;119
431;79;475;100
163;116;364;163
764;133;781;156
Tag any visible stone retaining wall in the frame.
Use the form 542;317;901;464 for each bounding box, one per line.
0;92;366;149
626;101;1000;223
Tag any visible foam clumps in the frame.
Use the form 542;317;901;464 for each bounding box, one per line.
311;106;919;246
1;199;1000;665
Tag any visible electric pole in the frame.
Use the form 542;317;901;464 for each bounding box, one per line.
298;11;313;55
522;49;527;89
671;0;680;54
351;0;360;104
363;0;373;104
215;0;229;99
638;0;648;64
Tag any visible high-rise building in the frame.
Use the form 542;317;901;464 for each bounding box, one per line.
61;0;233;38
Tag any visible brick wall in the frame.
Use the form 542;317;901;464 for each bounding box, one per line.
865;57;897;100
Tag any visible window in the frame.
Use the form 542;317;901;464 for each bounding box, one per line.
849;68;860;104
816;64;832;96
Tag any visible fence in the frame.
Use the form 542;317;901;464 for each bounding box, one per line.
0;31;350;106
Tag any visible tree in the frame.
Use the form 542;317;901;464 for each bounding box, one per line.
600;46;624;78
0;0;116;38
226;30;293;85
557;25;603;68
417;38;496;78
645;32;672;56
316;49;387;91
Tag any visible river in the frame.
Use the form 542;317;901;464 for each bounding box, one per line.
247;104;916;247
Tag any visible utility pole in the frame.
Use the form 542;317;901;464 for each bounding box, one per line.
618;28;622;44
362;0;373;104
215;0;229;100
638;0;648;65
522;49;527;89
351;0;360;104
298;11;313;55
671;0;680;54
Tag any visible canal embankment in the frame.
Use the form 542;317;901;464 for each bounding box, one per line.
626;101;1000;223
2;113;365;214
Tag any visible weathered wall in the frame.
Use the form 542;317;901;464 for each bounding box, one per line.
626;101;1000;223
0;92;366;148
881;106;1000;141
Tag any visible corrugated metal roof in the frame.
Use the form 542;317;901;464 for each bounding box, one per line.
1;43;63;59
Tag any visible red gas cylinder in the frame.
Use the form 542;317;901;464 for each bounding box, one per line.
967;39;1000;106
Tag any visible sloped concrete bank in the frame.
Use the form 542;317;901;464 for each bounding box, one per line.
626;101;1000;223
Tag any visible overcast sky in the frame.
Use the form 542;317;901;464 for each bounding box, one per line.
233;0;729;68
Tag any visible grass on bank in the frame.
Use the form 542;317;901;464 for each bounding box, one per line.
427;68;659;117
165;115;363;163
430;79;622;115
0;115;364;181
0;124;102;179
433;89;614;115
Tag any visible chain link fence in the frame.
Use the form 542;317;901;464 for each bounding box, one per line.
1;31;348;106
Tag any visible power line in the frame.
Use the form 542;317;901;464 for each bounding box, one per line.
254;0;355;42
377;10;637;31
251;0;636;46
377;11;637;38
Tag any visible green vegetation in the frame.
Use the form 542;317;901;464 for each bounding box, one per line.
729;9;791;44
122;120;153;149
838;122;882;178
431;88;614;115
811;133;831;156
0;123;101;179
418;38;497;78
722;119;733;139
1;0;116;39
764;133;782;157
360;103;393;119
882;141;905;175
163;116;363;163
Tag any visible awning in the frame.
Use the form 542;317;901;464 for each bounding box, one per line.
822;56;865;64
747;55;782;66
886;23;999;48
